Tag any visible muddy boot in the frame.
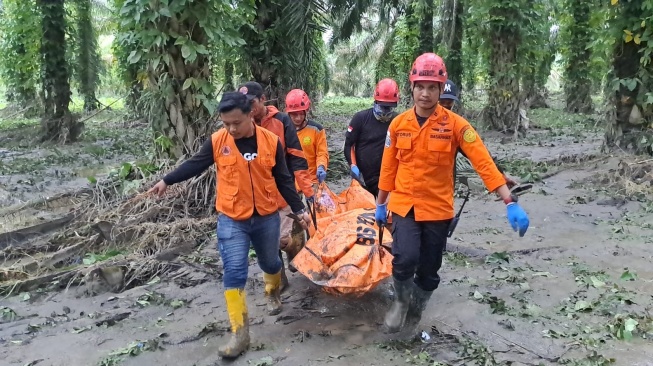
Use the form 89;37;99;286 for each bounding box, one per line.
278;251;289;293
263;271;283;315
384;278;413;333
218;288;250;358
405;286;433;328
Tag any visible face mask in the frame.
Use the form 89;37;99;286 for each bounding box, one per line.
373;103;395;122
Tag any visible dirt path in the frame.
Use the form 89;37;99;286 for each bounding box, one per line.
2;107;653;366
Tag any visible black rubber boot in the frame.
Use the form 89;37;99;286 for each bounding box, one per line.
405;285;433;328
384;278;414;333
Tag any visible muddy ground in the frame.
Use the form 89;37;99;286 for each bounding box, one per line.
2;99;653;366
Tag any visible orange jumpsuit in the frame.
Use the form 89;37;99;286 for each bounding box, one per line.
378;105;506;291
296;120;329;184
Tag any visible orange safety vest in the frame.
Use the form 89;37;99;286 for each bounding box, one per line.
212;126;280;220
378;105;506;221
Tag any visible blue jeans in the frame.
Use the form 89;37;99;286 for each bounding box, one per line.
217;212;282;289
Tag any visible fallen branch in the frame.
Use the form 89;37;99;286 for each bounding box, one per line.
0;189;91;218
0;104;35;121
1;269;75;297
628;158;653;166
540;156;611;181
77;96;125;124
0;214;75;249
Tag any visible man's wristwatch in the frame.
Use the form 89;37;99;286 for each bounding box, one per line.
503;193;518;205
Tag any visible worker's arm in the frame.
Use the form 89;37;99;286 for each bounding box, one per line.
272;140;306;214
456;120;529;236
455;121;509;201
374;121;400;224
315;128;329;171
343;113;362;166
163;139;214;185
280;114;315;198
377;121;400;196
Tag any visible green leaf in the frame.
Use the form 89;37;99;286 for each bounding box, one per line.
119;163;133;180
590;276;606;288
620;269;637;281
574;300;592;312
87;176;97;185
195;44;208;54
127;50;141;64
624;317;638;333
182;78;193;90
181;44;192;59
169;300;185;309
159;7;172;17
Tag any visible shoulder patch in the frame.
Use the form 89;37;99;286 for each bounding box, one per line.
384;131;392;148
302;136;312;146
307;120;324;131
347;125;353;133
463;128;477;143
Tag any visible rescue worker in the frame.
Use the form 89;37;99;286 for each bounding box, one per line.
344;78;400;198
148;92;311;358
238;81;315;289
285;88;329;185
284;88;329;272
440;79;518;189
375;53;530;333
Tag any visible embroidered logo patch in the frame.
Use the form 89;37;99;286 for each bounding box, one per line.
347;126;353;133
302;136;312;146
463;129;477;143
222;146;231;155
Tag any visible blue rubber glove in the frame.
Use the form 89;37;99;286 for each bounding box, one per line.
317;165;327;183
305;195;314;205
506;202;529;237
375;203;387;226
350;165;360;179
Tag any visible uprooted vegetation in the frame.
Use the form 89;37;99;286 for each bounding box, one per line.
0;169;219;298
584;158;653;202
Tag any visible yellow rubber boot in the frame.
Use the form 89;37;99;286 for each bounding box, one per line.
218;289;250;358
263;271;283;315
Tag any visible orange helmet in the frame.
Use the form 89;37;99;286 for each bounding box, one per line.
409;53;447;84
285;89;311;113
374;78;399;105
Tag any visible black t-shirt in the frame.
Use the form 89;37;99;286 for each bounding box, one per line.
343;108;397;186
163;133;305;214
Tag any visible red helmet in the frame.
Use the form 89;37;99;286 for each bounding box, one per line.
374;78;399;104
409;53;447;84
285;89;311;113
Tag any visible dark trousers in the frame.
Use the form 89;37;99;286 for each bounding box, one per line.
390;209;451;291
364;182;379;198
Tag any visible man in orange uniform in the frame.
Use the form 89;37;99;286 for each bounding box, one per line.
285;88;329;185
375;53;530;333
283;89;329;271
148;92;311;358
238;82;315;289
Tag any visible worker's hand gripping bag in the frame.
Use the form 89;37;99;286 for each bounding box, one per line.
337;179;376;212
314;182;342;219
291;208;393;296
